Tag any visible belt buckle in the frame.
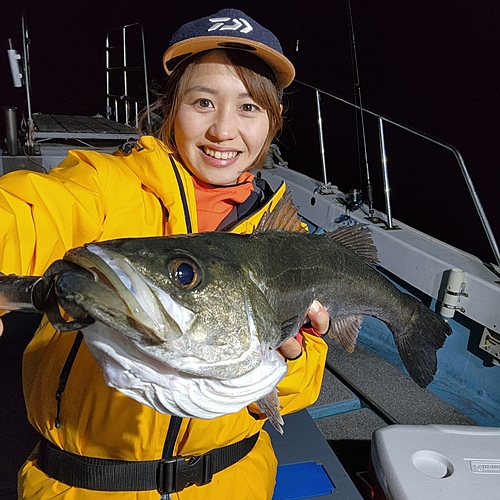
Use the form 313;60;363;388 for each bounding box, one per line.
157;453;213;494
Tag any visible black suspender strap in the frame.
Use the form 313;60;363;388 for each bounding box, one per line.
161;416;183;459
54;330;84;429
169;155;193;234
159;415;183;499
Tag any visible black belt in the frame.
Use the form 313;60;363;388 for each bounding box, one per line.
37;432;259;494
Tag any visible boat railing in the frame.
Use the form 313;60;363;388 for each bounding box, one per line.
105;23;151;129
296;80;500;266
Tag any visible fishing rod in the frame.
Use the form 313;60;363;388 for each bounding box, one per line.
346;0;375;220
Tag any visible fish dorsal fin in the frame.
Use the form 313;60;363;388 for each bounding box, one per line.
255;193;378;263
328;313;364;353
327;226;379;264
255;193;307;233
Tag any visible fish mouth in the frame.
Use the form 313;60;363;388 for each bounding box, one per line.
64;244;188;343
63;243;265;380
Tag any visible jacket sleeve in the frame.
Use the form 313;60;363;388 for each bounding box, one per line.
276;331;327;415
0;151;109;277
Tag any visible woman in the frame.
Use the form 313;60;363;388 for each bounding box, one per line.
0;9;328;499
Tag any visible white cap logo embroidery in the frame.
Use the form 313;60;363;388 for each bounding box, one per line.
208;17;253;34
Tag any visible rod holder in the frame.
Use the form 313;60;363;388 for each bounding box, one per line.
440;268;468;318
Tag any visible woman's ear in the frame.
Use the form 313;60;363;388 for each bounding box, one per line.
279;103;283;115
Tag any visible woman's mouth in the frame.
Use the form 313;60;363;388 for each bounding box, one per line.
201;146;239;160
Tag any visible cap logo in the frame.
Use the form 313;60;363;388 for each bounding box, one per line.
208;17;253;34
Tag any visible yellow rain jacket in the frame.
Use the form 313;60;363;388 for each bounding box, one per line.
0;136;327;499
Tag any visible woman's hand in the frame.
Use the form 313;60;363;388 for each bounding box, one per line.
0;318;3;337
278;300;329;359
305;299;330;336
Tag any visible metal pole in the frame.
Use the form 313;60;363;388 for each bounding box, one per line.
378;117;394;229
105;32;111;120
21;14;32;121
140;24;151;129
3;106;19;156
21;13;36;152
315;89;328;186
347;0;374;218
122;27;129;126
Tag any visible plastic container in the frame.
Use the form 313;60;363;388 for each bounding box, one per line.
371;425;500;500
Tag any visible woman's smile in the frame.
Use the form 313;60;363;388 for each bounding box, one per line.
200;146;240;162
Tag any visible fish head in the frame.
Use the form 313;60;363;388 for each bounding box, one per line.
60;233;281;380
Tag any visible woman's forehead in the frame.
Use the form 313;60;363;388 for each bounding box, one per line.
184;61;244;87
180;54;253;99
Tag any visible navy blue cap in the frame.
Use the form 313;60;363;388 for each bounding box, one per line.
163;8;295;90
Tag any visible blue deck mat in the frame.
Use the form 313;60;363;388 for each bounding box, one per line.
272;461;335;500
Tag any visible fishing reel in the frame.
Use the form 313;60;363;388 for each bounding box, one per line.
335;189;363;223
342;189;363;211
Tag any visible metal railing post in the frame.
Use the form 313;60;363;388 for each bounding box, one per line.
122;27;129;126
295;80;499;264
140;24;151;129
377;117;395;229
315;89;329;186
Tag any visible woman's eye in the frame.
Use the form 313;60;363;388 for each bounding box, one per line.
168;258;202;290
196;99;213;108
241;103;259;112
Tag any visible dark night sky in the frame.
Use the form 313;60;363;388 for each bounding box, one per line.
1;0;499;263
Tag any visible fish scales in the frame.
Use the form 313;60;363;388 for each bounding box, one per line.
0;202;451;430
243;230;450;387
62;229;450;391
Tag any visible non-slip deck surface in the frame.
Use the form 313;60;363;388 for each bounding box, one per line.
32;114;139;140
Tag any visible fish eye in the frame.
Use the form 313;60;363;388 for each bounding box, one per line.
168;258;202;290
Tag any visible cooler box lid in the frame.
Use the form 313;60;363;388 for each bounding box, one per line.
371;425;500;500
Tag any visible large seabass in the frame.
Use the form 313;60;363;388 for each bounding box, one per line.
10;199;451;430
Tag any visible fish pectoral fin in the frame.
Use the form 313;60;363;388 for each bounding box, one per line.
328;314;364;353
279;315;307;344
256;389;284;434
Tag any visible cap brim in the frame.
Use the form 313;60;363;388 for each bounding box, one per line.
163;36;295;90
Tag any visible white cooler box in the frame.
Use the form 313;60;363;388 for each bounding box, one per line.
371;425;500;500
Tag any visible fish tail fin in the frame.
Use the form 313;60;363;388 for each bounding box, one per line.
393;301;452;388
256;389;284;434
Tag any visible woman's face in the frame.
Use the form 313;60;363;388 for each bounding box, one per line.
173;55;271;185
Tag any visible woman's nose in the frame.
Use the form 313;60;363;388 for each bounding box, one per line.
207;108;238;142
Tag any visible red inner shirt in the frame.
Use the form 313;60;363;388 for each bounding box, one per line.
192;172;254;232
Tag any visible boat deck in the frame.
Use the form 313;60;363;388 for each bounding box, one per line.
311;338;474;485
0;115;139;175
32;113;139;141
